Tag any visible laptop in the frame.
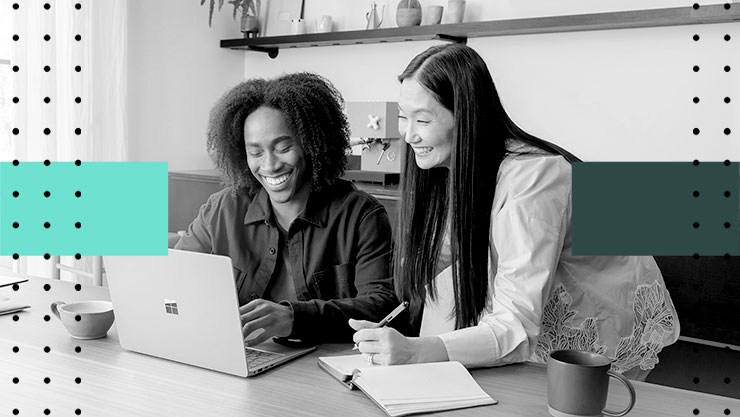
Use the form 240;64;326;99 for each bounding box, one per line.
104;249;316;377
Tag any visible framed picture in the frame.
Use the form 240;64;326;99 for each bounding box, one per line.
263;0;305;37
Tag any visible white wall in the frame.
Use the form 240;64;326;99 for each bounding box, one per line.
127;1;739;166
243;1;739;162
127;0;245;170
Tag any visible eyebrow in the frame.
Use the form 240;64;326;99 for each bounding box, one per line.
244;135;294;148
398;105;434;117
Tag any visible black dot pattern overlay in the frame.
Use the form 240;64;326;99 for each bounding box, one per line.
682;12;739;414
2;4;731;417
6;4;93;416
679;341;740;407
1;264;91;417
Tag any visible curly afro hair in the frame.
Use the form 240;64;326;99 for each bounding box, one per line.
207;72;350;196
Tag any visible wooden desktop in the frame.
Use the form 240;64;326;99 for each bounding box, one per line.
1;277;738;416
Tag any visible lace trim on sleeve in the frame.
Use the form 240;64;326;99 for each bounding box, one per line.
534;281;677;372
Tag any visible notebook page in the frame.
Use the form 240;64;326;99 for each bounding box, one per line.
0;275;28;288
354;361;495;404
0;300;31;315
387;398;494;416
318;354;372;377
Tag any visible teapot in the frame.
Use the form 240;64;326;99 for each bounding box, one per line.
366;2;385;30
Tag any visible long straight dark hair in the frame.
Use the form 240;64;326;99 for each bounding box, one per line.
395;44;578;330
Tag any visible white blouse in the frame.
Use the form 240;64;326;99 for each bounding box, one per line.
420;144;680;372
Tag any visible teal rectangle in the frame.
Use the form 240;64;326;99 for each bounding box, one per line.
0;162;168;256
572;162;739;256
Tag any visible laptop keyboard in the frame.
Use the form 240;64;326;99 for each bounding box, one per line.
245;348;283;368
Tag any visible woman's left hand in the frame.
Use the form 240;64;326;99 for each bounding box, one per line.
349;319;419;365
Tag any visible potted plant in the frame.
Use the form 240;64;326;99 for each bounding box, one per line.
202;0;262;37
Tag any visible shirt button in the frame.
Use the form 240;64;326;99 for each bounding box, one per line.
268;247;276;255
249;294;259;301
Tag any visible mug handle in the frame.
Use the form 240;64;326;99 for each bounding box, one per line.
603;370;637;416
50;301;66;320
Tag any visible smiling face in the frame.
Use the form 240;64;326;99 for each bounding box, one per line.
244;106;310;209
398;78;455;170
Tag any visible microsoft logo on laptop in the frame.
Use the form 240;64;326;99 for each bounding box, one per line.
164;299;179;315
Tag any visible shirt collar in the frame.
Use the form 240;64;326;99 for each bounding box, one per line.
244;188;272;225
243;187;330;228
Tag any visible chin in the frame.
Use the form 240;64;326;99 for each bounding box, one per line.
414;157;438;170
265;189;293;204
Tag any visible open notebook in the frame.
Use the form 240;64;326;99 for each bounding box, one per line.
0;275;30;316
318;355;496;417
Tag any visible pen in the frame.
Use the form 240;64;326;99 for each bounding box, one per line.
353;301;409;350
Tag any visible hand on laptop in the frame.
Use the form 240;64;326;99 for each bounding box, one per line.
240;299;294;347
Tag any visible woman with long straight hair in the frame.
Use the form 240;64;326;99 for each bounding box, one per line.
351;44;679;380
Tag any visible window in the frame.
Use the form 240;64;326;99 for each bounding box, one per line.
0;10;13;160
164;300;180;315
0;12;16;272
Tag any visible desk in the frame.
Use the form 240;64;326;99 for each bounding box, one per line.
2;277;738;417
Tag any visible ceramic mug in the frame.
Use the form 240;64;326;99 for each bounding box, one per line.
50;300;115;339
446;0;466;23
317;15;333;33
291;18;306;35
548;350;636;417
426;5;443;25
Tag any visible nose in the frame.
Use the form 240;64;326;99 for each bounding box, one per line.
262;151;282;173
402;122;420;145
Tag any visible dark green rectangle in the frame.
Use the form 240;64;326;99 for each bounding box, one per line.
572;162;739;256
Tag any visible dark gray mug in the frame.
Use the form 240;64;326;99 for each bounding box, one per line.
547;350;636;417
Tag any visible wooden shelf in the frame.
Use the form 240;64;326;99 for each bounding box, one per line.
221;4;740;57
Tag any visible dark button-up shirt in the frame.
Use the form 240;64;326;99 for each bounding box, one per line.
174;179;399;342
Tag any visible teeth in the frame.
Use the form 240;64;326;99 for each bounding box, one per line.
263;173;290;186
414;147;433;155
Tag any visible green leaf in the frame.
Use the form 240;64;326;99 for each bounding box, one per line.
208;0;215;27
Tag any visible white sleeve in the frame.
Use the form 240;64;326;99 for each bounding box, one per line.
437;156;571;368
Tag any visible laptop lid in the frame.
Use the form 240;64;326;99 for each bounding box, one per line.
105;249;250;377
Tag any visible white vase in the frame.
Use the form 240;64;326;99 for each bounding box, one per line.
241;15;260;37
447;0;465;23
317;15;333;33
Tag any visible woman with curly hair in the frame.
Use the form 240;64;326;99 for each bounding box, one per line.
176;72;400;346
351;44;678;381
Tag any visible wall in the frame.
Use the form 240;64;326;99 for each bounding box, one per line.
127;0;245;170
125;1;739;166
241;0;739;162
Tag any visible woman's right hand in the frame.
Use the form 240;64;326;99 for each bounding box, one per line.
349;319;449;365
349;318;418;365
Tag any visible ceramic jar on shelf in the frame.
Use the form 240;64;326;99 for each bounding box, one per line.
396;0;422;27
